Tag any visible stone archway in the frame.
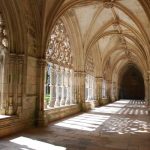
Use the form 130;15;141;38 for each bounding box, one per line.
119;66;145;100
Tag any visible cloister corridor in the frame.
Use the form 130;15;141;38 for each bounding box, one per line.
1;100;150;150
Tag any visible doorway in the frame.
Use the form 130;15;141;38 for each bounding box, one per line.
119;66;145;100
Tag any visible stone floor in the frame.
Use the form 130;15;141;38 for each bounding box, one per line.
1;100;150;150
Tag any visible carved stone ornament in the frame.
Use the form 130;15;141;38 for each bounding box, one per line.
46;19;72;68
103;0;115;8
0;13;8;49
85;54;94;74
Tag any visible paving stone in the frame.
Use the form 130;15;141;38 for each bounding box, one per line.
0;100;150;150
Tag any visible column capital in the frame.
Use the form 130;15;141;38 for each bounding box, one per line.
9;53;17;62
65;68;70;75
147;71;150;80
60;66;65;71
95;77;103;82
106;79;112;84
38;58;47;66
74;71;86;77
95;76;103;79
17;54;25;62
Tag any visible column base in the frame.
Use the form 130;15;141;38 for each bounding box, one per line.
49;100;56;107
0;108;5;115
79;102;88;112
60;99;65;106
17;106;22;116
36;111;48;127
54;99;60;107
65;99;70;105
8;106;14;115
98;99;103;106
148;108;150;115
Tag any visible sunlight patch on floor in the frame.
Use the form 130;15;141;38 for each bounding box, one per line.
0;115;10;119
100;117;150;134
91;106;122;114
10;136;66;150
55;114;110;131
116;100;130;104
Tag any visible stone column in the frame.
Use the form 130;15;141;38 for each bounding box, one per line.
8;53;18;115
74;71;86;111
91;76;95;100
37;59;48;126
69;69;74;104
5;54;24;116
55;65;60;107
144;76;148;104
111;82;116;102
0;22;9;114
49;63;56;107
106;80;112;102
93;77;96;100
65;68;70;105
16;55;24;115
60;67;65;105
147;72;150;104
146;71;150;114
95;77;103;105
44;65;48;108
87;75;90;101
71;69;76;104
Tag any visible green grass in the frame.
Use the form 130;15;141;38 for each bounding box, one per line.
45;94;51;103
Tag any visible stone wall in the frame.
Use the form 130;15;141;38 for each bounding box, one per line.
101;98;110;105
45;105;80;122
84;100;99;111
0;56;37;137
22;57;37;119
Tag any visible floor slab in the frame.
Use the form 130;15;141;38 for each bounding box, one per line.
0;100;150;150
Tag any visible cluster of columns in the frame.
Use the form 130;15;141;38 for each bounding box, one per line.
102;80;107;98
0;14;7;114
0;18;24;115
95;77;103;105
0;53;24;115
45;63;74;108
73;72;117;109
145;72;150;106
85;74;96;101
44;67;119;110
104;80;117;101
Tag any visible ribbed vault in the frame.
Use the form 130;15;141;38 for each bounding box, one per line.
45;0;150;78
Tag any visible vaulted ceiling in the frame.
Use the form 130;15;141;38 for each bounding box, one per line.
49;0;150;78
1;0;149;78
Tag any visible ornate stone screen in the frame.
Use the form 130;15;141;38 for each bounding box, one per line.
45;19;74;108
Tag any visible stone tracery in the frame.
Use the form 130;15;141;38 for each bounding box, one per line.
45;19;74;108
46;19;72;68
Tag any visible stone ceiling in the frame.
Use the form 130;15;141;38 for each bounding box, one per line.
54;0;150;77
